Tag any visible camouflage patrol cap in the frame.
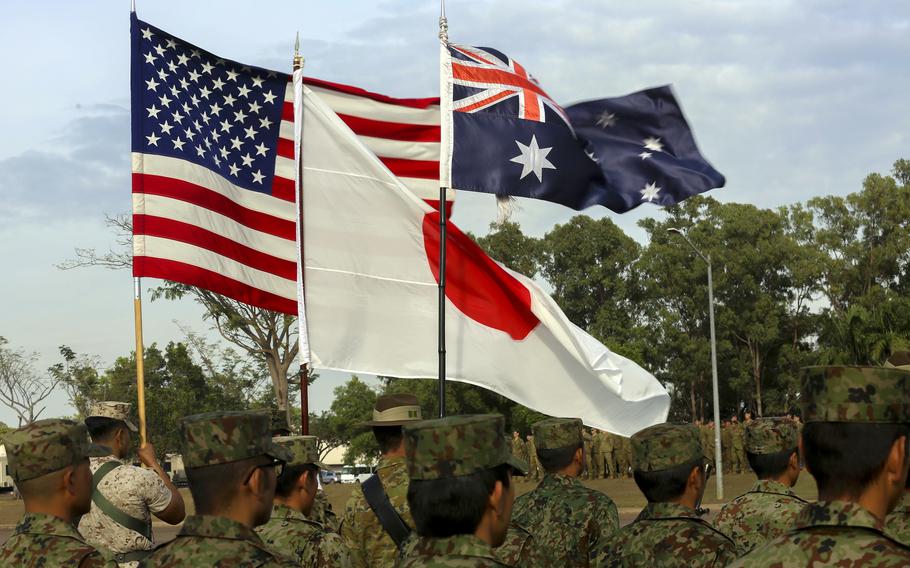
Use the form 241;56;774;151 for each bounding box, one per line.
180;410;293;469
269;409;291;435
3;419;108;483
273;435;327;469
800;366;910;423
404;414;528;480
744;417;798;454
87;401;138;433
532;417;583;450
631;423;704;472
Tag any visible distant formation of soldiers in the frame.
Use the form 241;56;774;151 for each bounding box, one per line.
2;360;910;566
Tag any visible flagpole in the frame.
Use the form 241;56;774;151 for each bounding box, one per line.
294;34;310;435
437;2;449;418
133;277;148;445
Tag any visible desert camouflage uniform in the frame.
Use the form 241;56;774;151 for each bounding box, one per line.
0;419;115;567
732;365;910;567
715;417;806;555
1;512;117;568
399;414;528;568
141;410;295;567
714;479;807;556
341;455;414;567
730;501;910;567
79;455;173;565
594;502;735;567
258;503;351;567
886;492;910;546
594;423;735;567
512;416;618;567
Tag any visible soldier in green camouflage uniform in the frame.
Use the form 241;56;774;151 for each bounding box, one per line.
617;435;632;478
582;429;593;479
702;421;715;467
593;423;736;567
731;366;910;567
601;430;615;479
0;419;116;568
714;417;808;556
512;418;619;567
141;410;297;567
591;429;605;479
397;414;529;567
730;417;746;474
342;394;423;567
256;435;351;566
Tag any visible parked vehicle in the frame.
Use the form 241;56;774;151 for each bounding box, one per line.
339;464;374;484
320;470;339;485
0;445;13;493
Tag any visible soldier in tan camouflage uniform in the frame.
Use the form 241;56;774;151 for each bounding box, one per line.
140;410;297;567
256;435;351;566
512;418;619;567
397;414;529;567
731;366;910;567
593;423;736;567
0;418;116;567
525;434;541;482
79;401;186;566
714;417;808;556
341;394;423;567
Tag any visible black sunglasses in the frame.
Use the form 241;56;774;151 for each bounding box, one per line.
244;458;285;484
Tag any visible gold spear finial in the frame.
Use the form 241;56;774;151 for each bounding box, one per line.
293;32;303;70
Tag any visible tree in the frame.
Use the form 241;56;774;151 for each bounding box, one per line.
51;346;104;418
59;213;300;415
0;337;59;426
328;376;378;465
473;221;542;278
308;411;345;461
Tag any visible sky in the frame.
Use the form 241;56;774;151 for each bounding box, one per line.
1;0;908;427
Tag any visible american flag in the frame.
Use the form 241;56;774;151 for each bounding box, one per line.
131;15;442;314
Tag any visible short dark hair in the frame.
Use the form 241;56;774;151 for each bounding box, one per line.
275;463;318;498
537;443;581;473
408;464;512;538
85;417;125;443
634;459;702;503
803;422;909;498
747;448;797;479
373;426;404;454
186;457;265;513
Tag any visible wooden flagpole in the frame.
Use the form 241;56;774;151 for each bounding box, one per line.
133;277;148;445
294;35;310;435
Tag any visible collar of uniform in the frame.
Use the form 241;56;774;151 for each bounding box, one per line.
91;454;121;465
410;534;499;560
750;479;796;496
15;512;86;541
376;454;407;471
542;472;583;488
271;502;307;523
893;492;910;514
179;515;266;543
795;501;884;531
637;502;701;521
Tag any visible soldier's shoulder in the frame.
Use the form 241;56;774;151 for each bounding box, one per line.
0;533;116;567
731;528;910;568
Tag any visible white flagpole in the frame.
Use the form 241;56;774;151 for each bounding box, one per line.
293;34;312;434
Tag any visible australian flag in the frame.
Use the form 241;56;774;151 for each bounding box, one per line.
447;45;725;213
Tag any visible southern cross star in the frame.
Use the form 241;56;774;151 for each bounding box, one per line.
595;111;617;128
640;182;661;202
643;137;664;152
510;135;555;183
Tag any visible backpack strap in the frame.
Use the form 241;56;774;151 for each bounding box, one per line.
92;461;153;541
361;474;411;548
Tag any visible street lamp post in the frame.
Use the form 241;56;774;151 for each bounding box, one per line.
668;227;723;500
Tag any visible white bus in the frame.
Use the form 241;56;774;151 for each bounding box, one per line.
339;464;374;484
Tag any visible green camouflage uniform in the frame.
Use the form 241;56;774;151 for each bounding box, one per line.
511;435;528;466
0;419;115;568
721;424;733;473
590;429;604;479
886;492;910;546
495;524;548;567
526;435;541;482
701;424;715;465
714;417;807;556
512;418;619;567
731;421;745;473
341;455;414;567
731;366;910;567
256;436;351;567
310;490;340;532
582;430;593;478
141;410;297;567
601;431;615;478
398;414;528;568
593;423;736;567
